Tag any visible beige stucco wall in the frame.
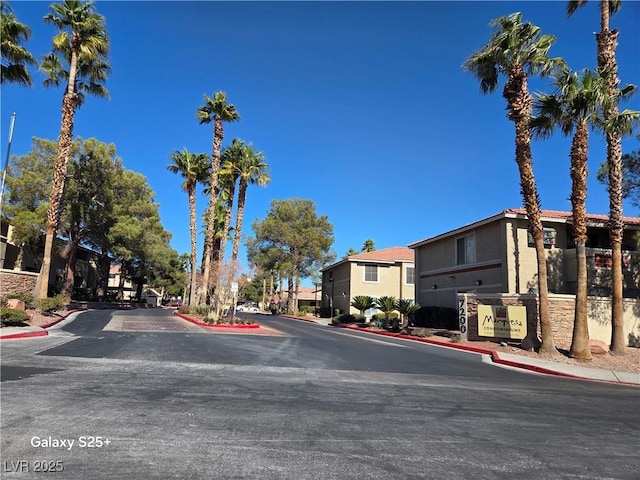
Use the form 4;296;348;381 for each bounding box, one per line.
322;260;414;315
415;221;506;309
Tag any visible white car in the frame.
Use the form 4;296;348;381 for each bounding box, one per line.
236;304;259;312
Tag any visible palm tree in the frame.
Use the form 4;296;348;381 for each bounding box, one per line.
212;144;242;294
167;148;209;306
196;91;240;306
396;298;420;333
567;0;627;354
464;12;563;355
351;295;375;317
375;296;397;328
231;142;269;265
532;68;609;360
362;239;375;252
1;1;36;86
36;0;110;300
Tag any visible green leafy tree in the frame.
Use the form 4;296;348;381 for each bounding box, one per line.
196;91;240;307
3;138;56;269
568;0;629;353
597;149;640;207
167;148;209;306
36;0;111;299
464;12;563;354
351;295;375;316
1;0;36;86
58;138;118;297
247;198;334;313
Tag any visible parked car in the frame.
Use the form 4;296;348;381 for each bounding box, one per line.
236;303;259;312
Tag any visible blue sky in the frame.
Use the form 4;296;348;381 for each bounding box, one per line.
2;1;639;283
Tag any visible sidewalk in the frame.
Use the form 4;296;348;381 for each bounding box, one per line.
282;315;640;387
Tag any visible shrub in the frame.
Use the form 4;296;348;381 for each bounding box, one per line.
4;291;36;309
370;314;388;329
413;306;458;330
0;307;30;325
178;304;190;314
36;296;67;314
335;313;358;324
190;304;209;316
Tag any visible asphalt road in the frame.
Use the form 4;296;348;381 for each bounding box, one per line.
1;309;638;480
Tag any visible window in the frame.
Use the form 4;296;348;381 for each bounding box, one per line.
528;228;557;248
364;265;378;282
406;266;415;285
456;234;476;265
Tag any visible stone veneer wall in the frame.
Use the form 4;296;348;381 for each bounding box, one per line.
0;269;38;296
462;293;640;347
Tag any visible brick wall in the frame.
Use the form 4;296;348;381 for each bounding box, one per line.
0;270;38;297
461;293;640;348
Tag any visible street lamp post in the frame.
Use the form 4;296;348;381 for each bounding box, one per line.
0;112;17;215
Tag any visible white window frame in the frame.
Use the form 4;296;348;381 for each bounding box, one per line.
405;266;415;285
456;233;476;266
364;264;378;283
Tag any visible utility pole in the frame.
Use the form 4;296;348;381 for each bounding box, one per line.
0;112;17;215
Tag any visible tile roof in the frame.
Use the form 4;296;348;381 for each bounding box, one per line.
409;208;640;248
504;208;640;225
321;246;415;271
348;246;414;263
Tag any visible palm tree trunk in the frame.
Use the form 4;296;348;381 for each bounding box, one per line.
231;180;248;263
218;183;236;282
61;233;78;298
608;128;626;353
209;118;226;305
504;65;555;354
569;122;592;360
96;253;110;301
596;18;625;353
36;88;77;299
188;185;198;306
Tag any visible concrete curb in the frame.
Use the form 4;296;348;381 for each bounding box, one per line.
174;311;260;329
325;322;638;386
0;329;49;340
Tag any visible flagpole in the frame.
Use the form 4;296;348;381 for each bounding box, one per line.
0;112;17;214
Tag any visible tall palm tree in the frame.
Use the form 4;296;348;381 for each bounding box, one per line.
167;148;209;306
196;91;240;306
211;145;241;295
35;0;110;299
464;12;563;354
231;142;269;265
1;1;36;86
567;0;627;354
532;68;609;360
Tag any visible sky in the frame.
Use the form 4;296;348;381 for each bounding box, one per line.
2;0;639;285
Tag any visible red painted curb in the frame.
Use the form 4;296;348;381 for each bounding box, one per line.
340;324;495;355
174;312;260;329
281;315;317;323
0;330;49;340
332;323;638;386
